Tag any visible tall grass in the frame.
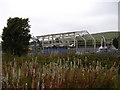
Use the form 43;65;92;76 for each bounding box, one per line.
2;54;120;88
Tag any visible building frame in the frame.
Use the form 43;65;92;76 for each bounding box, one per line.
36;30;96;54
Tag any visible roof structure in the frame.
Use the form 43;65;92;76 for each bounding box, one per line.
36;30;96;50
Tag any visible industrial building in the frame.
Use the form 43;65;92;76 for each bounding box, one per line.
28;30;118;55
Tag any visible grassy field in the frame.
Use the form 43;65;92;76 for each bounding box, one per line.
91;31;119;41
2;53;120;88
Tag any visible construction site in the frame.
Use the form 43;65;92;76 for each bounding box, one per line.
28;30;119;55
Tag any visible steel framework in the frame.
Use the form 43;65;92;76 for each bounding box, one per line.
36;30;96;54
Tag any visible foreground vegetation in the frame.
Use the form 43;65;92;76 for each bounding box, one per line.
2;54;120;88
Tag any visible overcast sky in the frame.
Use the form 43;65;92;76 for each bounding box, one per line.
0;0;119;37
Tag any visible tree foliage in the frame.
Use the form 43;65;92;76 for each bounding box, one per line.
113;37;118;49
2;17;31;56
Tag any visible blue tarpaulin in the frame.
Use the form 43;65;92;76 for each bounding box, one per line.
44;46;68;55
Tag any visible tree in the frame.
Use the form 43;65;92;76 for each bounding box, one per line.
2;17;31;56
113;37;118;49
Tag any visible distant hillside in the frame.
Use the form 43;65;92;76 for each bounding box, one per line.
91;31;119;41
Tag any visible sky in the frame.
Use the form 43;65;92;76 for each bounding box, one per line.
0;0;119;37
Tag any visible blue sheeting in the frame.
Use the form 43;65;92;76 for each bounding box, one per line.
44;46;68;55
